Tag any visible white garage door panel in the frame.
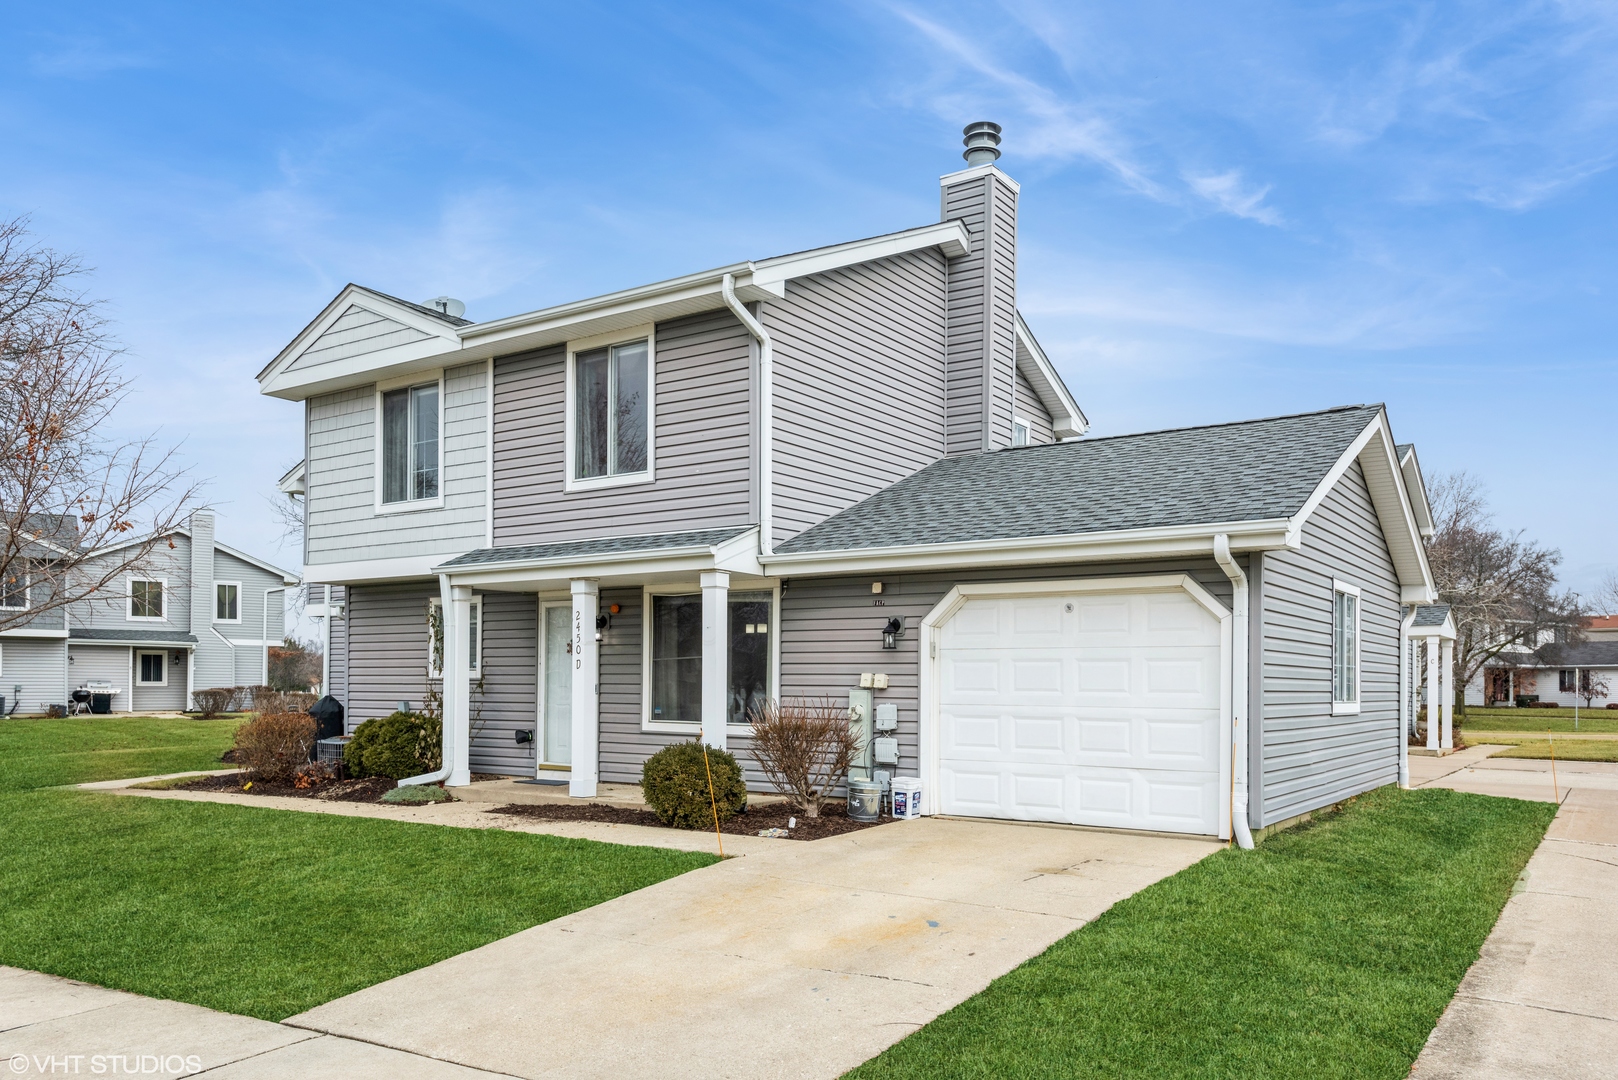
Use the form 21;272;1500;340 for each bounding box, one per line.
937;589;1224;835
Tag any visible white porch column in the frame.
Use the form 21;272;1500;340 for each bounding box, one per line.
447;585;473;787
700;571;730;749
1425;637;1440;751
570;579;600;798
1440;638;1455;751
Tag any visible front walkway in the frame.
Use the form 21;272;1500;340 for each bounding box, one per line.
1412;748;1618;1077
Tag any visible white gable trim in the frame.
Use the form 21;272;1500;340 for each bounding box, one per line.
1398;444;1435;537
1015;314;1088;438
258;285;464;400
749;221;971;296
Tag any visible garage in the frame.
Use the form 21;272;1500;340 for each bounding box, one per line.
931;578;1228;836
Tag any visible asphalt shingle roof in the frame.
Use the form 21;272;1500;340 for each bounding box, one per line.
1412;605;1451;627
439;526;752;569
1535;642;1618;667
775;405;1384;554
70;629;198;644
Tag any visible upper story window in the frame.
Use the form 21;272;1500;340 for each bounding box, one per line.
1012;416;1031;446
216;582;240;623
0;566;29;610
569;336;651;488
1332;581;1360;713
380;381;440;505
129;578;165;621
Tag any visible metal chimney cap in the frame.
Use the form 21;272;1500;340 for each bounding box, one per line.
424;296;466;319
962;121;1002;166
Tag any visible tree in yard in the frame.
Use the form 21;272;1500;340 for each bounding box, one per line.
1425;471;1581;717
268;636;323;692
0;218;198;631
1575;671;1610;710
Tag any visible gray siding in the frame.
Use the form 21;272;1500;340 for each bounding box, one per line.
69;537;194;634
2;637;66;715
1259;460;1402;825
305;361;489;566
1013;366;1054;445
289;304;431;372
765;252;949;547
779;559;1234;782
941;170;1018;455
67;645;132;709
197;548;290;694
469;591;539;776
131;648;188;713
343;582;436;730
492;310;755;546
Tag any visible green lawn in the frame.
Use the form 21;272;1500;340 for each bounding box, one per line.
1484;737;1618;762
0;716;717;1020
846;787;1553;1080
1460;707;1618;733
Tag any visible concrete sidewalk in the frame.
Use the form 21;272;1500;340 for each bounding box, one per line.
1411;750;1618;1077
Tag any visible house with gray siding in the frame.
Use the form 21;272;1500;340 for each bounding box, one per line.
0;511;297;715
259;123;1437;844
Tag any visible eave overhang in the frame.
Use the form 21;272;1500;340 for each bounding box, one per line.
434;527;766;590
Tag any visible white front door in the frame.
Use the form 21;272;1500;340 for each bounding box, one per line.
539;602;572;771
936;587;1224;835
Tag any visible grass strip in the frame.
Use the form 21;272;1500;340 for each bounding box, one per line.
846;787;1553;1080
1484;737;1618;762
0;715;243;792
1459;710;1618;733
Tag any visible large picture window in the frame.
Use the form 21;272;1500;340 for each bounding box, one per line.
129;578;164;621
573;339;648;482
381;382;439;504
1333;583;1359;711
649;590;774;728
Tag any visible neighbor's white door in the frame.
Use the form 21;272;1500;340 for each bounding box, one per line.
539;602;572;770
936;588;1223;835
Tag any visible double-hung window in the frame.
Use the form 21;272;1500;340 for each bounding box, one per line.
129;578;164;621
571;338;649;485
1332;582;1360;713
215;582;240;622
381;382;440;505
0;565;28;610
647;589;773;728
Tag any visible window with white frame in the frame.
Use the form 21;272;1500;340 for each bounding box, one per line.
572;338;649;482
1012;416;1031;446
137;650;167;686
0;564;28;610
647;589;773;728
380;381;440;504
427;596;481;677
215;582;240;622
128;578;164;621
1333;583;1360;709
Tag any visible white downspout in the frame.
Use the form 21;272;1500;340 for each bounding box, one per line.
1399;609;1416;788
1213;534;1255;850
400;574;455;787
721;273;773;557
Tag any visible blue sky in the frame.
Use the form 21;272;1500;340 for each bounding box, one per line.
2;1;1613;620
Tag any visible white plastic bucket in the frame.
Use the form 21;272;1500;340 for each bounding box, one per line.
890;778;923;820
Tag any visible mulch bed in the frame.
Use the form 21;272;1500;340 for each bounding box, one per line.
176;772;399;804
487;800;887;841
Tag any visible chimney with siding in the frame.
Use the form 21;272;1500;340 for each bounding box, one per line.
941;121;1019;455
188;510;215;647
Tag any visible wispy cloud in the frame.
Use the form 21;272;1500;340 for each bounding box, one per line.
30;39;155;78
1184;170;1282;226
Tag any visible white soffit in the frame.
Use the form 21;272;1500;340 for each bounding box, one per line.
1015;314;1088;437
258;221;973;402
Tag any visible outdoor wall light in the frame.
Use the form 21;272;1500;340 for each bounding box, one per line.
882;617;904;650
514;729;534;745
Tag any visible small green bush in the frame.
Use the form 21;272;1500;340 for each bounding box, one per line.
344;711;443;780
381;784;452;805
641;741;747;829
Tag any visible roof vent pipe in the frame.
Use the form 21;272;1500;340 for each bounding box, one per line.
962;121;1002;166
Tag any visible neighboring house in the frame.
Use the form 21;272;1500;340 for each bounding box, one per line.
1584;615;1618;642
0;510;298;714
1464;642;1618;708
259;125;1438;841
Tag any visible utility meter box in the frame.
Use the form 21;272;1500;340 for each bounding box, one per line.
874;703;898;731
873;736;900;766
848;688;874;780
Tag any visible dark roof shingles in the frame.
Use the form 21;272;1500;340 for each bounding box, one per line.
439;526;752;569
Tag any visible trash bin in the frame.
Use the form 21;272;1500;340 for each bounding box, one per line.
90;693;113;715
847;779;883;822
307;695;345;741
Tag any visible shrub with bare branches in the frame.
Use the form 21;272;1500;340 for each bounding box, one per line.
192;688;232;718
233;712;317;782
746;696;863;818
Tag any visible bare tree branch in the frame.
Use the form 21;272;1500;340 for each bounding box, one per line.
0;217;199;630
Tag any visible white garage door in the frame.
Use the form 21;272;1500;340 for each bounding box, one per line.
937;587;1224;835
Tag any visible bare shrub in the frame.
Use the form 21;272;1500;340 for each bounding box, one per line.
233;712;317;782
746;696;863;818
192;688;232;718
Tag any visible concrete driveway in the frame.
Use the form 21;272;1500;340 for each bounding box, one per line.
286;817;1218;1080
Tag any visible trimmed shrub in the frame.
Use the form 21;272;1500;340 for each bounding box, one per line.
192;688;233;718
234;712;318;782
747;696;861;818
641;741;748;829
344;711;443;780
1607;703;1618;710
381;784;453;805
